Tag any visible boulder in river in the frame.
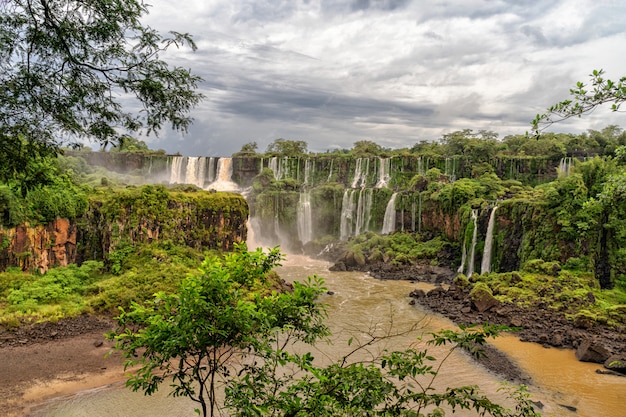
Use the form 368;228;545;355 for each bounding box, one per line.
604;354;626;375
575;338;611;363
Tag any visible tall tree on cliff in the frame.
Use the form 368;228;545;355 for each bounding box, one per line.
0;0;203;183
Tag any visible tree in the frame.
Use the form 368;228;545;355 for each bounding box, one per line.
532;69;626;132
110;244;542;417
108;244;329;417
226;322;540;417
0;0;203;164
352;140;384;157
266;138;308;157
110;136;150;153
232;141;259;157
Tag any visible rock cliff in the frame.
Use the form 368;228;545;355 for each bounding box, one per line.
0;186;248;272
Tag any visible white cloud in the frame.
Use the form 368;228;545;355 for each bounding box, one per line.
138;0;626;156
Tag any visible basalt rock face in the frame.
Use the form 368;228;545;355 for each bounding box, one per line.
0;186;248;272
0;219;77;273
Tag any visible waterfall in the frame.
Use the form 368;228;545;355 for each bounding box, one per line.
297;191;313;244
340;190;356;241
559;157;572;177
481;206;498;275
327;159;334;182
185;157;200;187
354;189;373;236
207;157;216;183
267;156;294;180
381;193;398;234
457;238;467;274
168;156;209;188
445;157;456;181
351;158;370;188
169;156;185;184
169;156;215;188
375;157;391;188
268;157;280;180
466;209;478;278
207;158;239;191
417;157;425;176
303;159;312;186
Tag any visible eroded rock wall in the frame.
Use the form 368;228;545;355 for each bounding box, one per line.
0;187;248;272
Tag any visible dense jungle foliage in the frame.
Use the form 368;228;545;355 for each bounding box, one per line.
2;127;626;327
3;126;626;416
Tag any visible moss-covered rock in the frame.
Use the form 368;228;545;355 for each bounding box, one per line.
469;282;500;312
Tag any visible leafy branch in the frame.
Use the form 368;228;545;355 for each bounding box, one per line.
532;69;626;133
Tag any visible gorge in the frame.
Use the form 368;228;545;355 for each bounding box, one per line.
2;148;626;416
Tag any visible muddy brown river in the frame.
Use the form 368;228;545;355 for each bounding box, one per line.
32;255;626;417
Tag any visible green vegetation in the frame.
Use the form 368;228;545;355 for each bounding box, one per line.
1;0;202;187
109;244;540;417
533;70;626;133
345;231;449;266
0;241;210;326
467;259;626;327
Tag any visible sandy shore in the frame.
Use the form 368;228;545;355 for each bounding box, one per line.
0;318;127;417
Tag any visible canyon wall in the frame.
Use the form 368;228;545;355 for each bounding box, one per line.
0;186;248;272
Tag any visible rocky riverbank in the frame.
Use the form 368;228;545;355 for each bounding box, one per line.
356;261;626;378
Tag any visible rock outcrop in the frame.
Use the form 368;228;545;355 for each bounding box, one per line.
0;186;249;272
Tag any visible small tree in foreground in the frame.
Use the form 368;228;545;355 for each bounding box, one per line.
109;245;541;417
109;244;329;417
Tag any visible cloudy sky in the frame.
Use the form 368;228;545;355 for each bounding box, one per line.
137;0;626;156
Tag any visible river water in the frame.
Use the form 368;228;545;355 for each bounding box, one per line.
32;255;626;417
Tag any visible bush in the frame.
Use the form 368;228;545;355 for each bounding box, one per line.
454;273;470;288
25;182;88;223
0;185;26;226
522;259;561;276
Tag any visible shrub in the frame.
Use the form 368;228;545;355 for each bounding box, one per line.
454;273;470;288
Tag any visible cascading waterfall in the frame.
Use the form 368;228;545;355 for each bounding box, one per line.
375;157;391;188
480;205;498;275
169;156;215;188
417;156;425;175
466;209;478;278
445;157;456;180
268;157;280;180
327;159;334;182
559;157;572;177
457;238;467;274
340;188;374;240
207;157;239;191
185;157;200;187
297;190;313;244
303;159;312;186
351;158;370;188
268;156;295;181
381;193;398;234
207;157;216;183
354;189;373;236
169;156;185;184
340;190;355;241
